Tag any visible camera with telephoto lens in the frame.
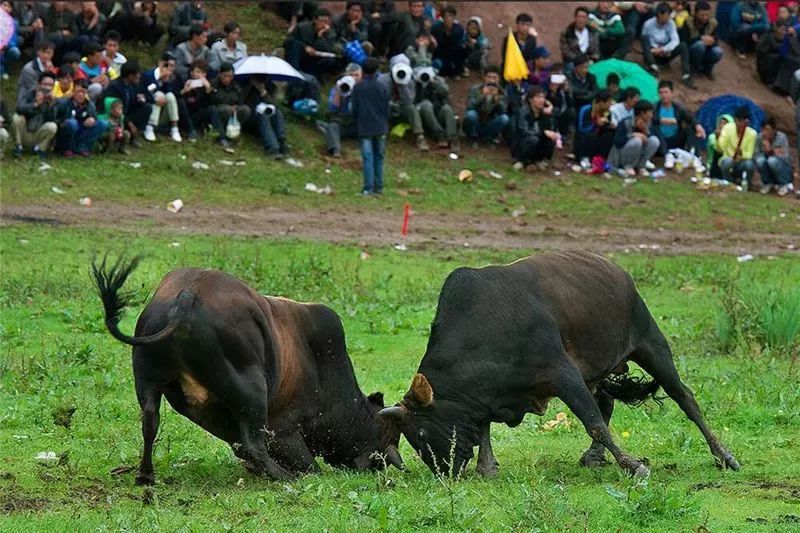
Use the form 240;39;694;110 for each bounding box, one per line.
391;62;412;85
336;75;355;97
413;66;435;85
263;103;276;116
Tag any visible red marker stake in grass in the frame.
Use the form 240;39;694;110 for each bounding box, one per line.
395;203;411;251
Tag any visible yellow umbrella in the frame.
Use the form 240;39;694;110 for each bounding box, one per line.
503;29;529;82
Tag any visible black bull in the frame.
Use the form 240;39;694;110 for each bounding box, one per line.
92;257;403;485
381;251;740;477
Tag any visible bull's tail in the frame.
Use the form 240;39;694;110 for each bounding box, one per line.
598;373;663;407
91;255;195;346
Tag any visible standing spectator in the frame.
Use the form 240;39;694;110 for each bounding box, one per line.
431;5;466;77
501;13;537;69
463;66;508;144
283;8;340;81
686;1;722;80
545;69;574;137
334;1;373;61
560;6;600;68
41;1;80;60
718;106;757;188
141;52;182;143
651;80;705;167
415;68;458;153
614;1;655;59
11;71;59;158
79;42;111;101
609;100;660;176
352;57;389;196
512;86;559;171
729;1;770;57
53;64;75;98
17;41;56;106
55;80;108;156
175;24;210;81
641;2;695;88
567;55;598;112
464;15;490;74
11;1;45;51
209;21;247;73
242;75;288;159
575;89;617;162
169;1;208;47
76;1;107;43
321;62;361;157
609;86;640;125
757;21;800;95
527;46;552;86
755;116;794;196
101;30;126;79
102;60;152;146
209;62;251;148
589;2;626;59
0;0;21;80
177;59;222;142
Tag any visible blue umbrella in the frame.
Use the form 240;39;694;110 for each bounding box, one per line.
696;94;766;134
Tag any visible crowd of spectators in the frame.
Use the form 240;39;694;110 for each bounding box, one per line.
0;1;797;199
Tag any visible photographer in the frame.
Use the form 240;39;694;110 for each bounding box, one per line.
415;66;458;154
463;66;508;145
321;63;362;157
11;72;59;158
55;80;108;157
209;62;251;148
242;75;288;159
141;52;182;143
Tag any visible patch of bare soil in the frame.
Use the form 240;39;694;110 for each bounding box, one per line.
0;492;49;514
2;203;797;257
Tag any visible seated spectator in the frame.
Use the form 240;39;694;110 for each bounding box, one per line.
352;58;389;196
209;62;251;148
141;52;182;143
729;1;770;57
463;66;509;145
609;100;660;176
706;113;733;178
11;1;45;51
755;116;794;195
42;1;83;61
589;2;626;59
321;62;362;157
382;53;427;151
642;3;694;88
101;30;126;79
390;1;433;58
97;97;129;153
512;86;559;170
718;106;757;188
796;102;800;199
169;0;208;47
775;4;800;30
767;1;800;24
575;89;617;163
284;8;340;81
406;30;435;67
242;75;288;159
614;1;655;60
605;72;621;100
545;67;574;137
431;5;466;77
501;12;537;70
53;64;75;98
527;47;552;87
672;1;692;39
18;41;56;106
76;1;108;43
610;86;640;125
0;0;21;81
757;13;800;95
365;0;397;57
11;72;59;158
0;97;9;156
79;42;111;101
176;24;210;81
651;80;705;166
102;60;152;146
464;16;490;74
113;1;164;45
334;2;373;62
686;1;722;80
209;21;247;73
560;6;600;68
567;55;598;112
177;59;222;142
276;0;319;35
415;66;458;153
55;80;108;157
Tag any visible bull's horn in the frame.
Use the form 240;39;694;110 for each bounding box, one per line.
379;405;407;418
385;444;405;471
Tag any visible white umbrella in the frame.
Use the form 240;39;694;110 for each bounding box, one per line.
233;54;306;81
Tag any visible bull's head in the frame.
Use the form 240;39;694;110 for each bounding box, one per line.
351;391;405;471
380;374;479;477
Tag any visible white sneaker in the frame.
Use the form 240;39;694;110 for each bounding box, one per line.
760;184;774;194
777;184;792;197
645;160;656;171
639;168;650;177
143;125;156;142
664;153;676;170
170;127;182;142
512;161;524;171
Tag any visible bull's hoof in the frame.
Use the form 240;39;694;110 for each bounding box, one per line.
476;460;499;478
715;451;741;471
580;450;609;468
135;472;155;486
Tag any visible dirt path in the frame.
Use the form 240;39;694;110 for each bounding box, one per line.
2;202;797;256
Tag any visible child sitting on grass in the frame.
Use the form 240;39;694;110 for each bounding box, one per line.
98;98;130;154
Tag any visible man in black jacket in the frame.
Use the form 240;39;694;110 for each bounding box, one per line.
352;58;389;195
11;71;59;158
55;80;108;156
651;80;705;166
210;62;251;147
284;8;340;80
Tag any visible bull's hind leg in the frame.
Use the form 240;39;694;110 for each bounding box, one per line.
580;389;614;467
553;365;649;477
475;423;499;477
134;380;163;486
631;330;740;470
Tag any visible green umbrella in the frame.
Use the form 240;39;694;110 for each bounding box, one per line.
589;59;659;103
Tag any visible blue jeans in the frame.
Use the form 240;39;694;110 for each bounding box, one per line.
719;157;756;187
463;110;510;141
689;41;722;74
57;118;109;152
257;109;286;154
755;155;793;186
0;46;21;74
359;135;386;193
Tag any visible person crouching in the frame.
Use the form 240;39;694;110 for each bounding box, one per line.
609;100;661;177
512;86;560;171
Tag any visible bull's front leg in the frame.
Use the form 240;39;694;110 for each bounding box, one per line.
475;423;499;477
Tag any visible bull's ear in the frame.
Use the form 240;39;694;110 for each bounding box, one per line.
368;391;385;408
410;373;434;407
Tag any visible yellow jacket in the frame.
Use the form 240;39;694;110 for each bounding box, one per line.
53;80;74;99
718;121;757;160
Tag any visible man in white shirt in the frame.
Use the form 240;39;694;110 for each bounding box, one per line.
209;21;248;72
641;2;694;88
559;6;600;67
